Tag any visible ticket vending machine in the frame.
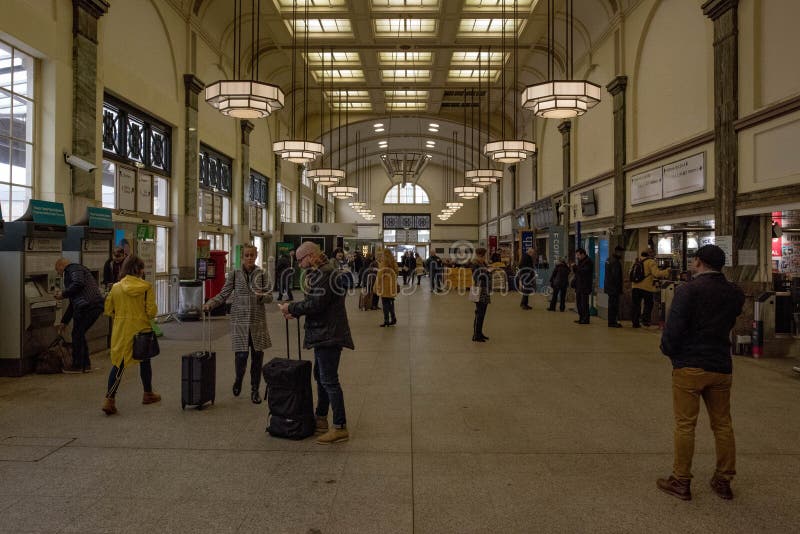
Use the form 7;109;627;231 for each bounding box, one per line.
0;200;67;376
63;207;114;355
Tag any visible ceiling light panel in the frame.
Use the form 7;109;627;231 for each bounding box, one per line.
289;19;353;36
277;0;347;7
331;101;373;110
457;18;524;36
311;69;365;82
326;90;370;99
374;18;438;37
305;52;360;65
451;51;507;65
386;102;428;110
385;90;429;100
372;0;439;8
464;0;536;8
381;69;431;82
448;69;500;82
378;51;433;65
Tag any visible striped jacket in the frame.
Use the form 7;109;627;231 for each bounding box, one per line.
207;267;273;352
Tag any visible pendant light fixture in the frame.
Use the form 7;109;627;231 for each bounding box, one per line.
454;123;482;201
308;47;344;186
328;93;357;199
484;0;536;163
521;0;601;118
205;0;284;118
273;0;324;164
468;48;503;186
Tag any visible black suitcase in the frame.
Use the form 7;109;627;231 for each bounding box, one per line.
181;311;216;410
262;318;314;440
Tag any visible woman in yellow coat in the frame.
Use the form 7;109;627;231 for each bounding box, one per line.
102;255;159;415
374;249;398;327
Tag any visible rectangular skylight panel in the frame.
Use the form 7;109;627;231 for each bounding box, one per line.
305;52;360;65
311;69;365;82
464;0;536;8
326;90;370;99
378;51;433;65
458;18;524;35
386;102;427;110
385;90;429;99
374;18;437;36
451;51;507;65
448;69;500;82
290;19;353;35
381;69;431;81
331;102;373;110
278;0;347;7
372;0;439;7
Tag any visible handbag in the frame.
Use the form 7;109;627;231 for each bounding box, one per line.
132;290;160;360
468;285;481;303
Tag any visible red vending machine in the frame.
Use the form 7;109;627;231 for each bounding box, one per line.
204;250;229;315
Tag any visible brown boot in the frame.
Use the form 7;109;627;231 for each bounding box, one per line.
656;475;692;500
710;475;733;500
142;391;162;405
315;416;329;435
102;397;117;415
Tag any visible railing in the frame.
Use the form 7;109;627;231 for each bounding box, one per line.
155;275;177;317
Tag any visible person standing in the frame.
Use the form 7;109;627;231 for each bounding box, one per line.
54;258;105;373
204;244;272;404
375;249;399;327
471;247;491;342
518;247;536;310
414;253;425;286
279;241;354;445
275;251;293;301
102;246;127;290
101;256;160;415
428;252;443;293
548;258;570;312
604;246;625;328
631;250;671;327
656;245;744;501
572;248;593;324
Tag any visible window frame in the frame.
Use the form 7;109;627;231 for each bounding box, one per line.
102;93;171;176
383;183;430;205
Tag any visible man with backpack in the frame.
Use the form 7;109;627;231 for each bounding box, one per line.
630;250;671;327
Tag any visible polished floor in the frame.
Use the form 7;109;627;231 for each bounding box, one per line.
1;286;799;533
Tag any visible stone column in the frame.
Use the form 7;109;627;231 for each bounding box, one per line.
273;158;282;240
558;120;572;254
703;0;739;265
180;74;204;279
236;120;255;246
607;76;628;249
510;164;517;210
531;152;538;203
70;0;109;207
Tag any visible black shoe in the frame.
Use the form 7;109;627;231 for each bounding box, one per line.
232;382;242;396
632;324;641;328
656;476;692;501
547;308;555;312
521;305;532;310
472;336;486;342
560;308;566;312
710;475;733;500
642;322;651;327
479;335;489;341
380;323;388;327
608;323;623;328
389;319;397;326
251;390;262;404
574;320;589;324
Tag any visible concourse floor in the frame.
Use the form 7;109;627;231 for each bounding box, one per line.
1;286;799;533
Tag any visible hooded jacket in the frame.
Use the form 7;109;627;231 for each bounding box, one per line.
104;275;157;367
631;257;670;292
288;262;355;350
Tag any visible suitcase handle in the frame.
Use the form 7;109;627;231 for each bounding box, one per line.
201;285;212;355
284;317;303;361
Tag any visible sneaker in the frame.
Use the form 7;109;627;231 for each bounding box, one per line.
316;427;349;444
142;391;162;405
710;475;733;500
315;416;329;435
102;397;117;415
656;475;691;501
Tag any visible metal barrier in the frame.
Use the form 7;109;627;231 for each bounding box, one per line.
155;275;177;318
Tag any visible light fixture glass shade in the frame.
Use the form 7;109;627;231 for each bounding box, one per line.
483;140;537;164
349;201;366;209
272;140;325;164
446;202;464;209
520;80;601;118
307;168;345;186
328;185;358;199
205;80;285;118
466;168;504;185
454;185;483;199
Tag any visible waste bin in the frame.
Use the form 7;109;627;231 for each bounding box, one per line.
177;280;203;321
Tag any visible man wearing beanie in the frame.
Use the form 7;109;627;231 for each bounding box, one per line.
657;244;744;501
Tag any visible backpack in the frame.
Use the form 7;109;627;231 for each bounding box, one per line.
629;259;646;283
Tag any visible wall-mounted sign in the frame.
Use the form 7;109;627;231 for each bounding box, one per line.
25;200;67;226
118;167;136;211
531;198;557;228
630;168;663;205
87;207;113;229
137;173;153;213
136;224;155;240
630;152;706;206
715;235;733;267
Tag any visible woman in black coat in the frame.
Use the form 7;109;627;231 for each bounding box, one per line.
471;248;491;342
548;258;570;312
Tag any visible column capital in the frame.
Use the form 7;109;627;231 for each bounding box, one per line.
72;0;109;43
557;120;571;134
183;74;205;110
702;0;738;21
606;75;628;96
240;120;255;146
73;0;109;18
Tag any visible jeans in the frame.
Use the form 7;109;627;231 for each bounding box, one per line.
381;297;396;324
607;294;620;325
549;287;567;311
632;288;654;326
235;332;264;391
314;346;346;427
278;270;293;300
71;304;104;370
473;301;488;337
431;272;442;292
576;292;590;323
106;358;153;398
671;367;736;481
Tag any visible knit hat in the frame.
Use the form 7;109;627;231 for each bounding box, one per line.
694;244;725;270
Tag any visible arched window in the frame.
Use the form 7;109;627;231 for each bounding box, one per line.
383;183;430;204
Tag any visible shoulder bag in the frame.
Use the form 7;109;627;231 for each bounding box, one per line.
132;290;160;360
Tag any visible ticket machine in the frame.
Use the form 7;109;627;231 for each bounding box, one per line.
63;207;114;355
0;200;67;376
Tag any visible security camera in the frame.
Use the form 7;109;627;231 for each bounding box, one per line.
64;153;97;172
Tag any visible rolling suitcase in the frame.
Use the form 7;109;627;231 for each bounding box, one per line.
181;310;216;410
262;318;314;440
358;290;373;311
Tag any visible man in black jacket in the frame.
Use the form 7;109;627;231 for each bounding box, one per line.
55;258;105;373
517;247;536;310
279;242;354;445
572;248;593;324
604;245;624;327
657;245;744;501
548;259;570;312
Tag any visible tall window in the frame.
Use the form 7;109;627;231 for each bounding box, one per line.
383;183;429;204
198;145;232;227
301;197;311;223
302;168;313;188
277;183;294;222
249;170;268;233
0;41;35;220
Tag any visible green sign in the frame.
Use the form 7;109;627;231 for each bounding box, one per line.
233;244;243;270
88;207;113;229
136;224;155;240
29;200;66;226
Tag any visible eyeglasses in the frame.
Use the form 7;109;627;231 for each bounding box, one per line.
296;253;309;264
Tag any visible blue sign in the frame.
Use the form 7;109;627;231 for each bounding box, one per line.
521;231;534;254
87;207;113;229
598;239;609;290
29;200;66;226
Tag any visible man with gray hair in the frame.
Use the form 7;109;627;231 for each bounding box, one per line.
278;241;354;444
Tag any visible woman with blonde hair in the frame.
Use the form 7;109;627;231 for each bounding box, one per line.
374;249;399;327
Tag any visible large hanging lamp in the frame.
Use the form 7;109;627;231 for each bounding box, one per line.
521;0;601;118
329;94;358;200
309;47;343;186
484;1;536;163
466;57;504;185
206;0;284;118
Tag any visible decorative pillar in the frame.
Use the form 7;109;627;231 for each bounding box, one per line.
70;0;109;203
180;74;204;279
558;120;572;254
237;120;255;246
703;0;739;265
607;76;628;249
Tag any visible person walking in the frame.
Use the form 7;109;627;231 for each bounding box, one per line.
428;252;443;293
204;244;272;404
101;256;160;415
275;251;294;301
656;245;745;501
54;257;105;373
414;253;425;286
102;246;127;290
471;247;491;342
278;241;354;445
604;245;625;327
573;248;593;324
548;258;570;312
631;250;670;327
375;249;398;327
518;247;536;310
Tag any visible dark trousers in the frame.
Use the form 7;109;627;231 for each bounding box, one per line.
473;301;488;338
431;272;442;292
549;287;567;311
106;358;153;398
520;290;532;307
235;332;264;391
371;293;380;309
576;292;590;323
381;297;396;324
71;305;104;370
401;270;409;285
632;288;654;326
277;271;293;300
314;346;346;427
607;293;620;325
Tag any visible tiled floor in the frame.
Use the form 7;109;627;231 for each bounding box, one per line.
1;288;799;533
